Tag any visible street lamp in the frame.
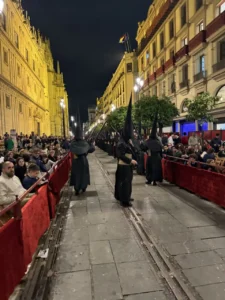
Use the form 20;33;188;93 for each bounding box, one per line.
111;104;116;112
134;77;144;136
0;0;4;14
74;122;77;127
71;116;74;121
60;99;66;138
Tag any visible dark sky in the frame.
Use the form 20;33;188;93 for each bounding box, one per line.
22;0;151;121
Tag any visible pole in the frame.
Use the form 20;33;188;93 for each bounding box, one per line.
62;108;66;138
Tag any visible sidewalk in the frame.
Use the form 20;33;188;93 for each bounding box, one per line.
49;151;169;300
96;149;225;300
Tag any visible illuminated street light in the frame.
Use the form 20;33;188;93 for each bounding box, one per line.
74;122;77;127
133;85;138;92
71;116;74;121
60;99;66;137
0;0;4;14
111;104;116;112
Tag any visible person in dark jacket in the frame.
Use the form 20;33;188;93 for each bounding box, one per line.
15;157;27;183
70;121;95;195
210;134;222;153
145;111;163;186
30;149;47;172
114;97;137;207
23;163;40;192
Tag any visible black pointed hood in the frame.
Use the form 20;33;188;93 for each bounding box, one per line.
122;95;133;142
150;111;158;139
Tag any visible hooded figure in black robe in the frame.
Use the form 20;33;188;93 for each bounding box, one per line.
114;97;137;207
145;112;163;185
70;116;95;195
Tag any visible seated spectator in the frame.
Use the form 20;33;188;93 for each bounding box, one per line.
23;164;40;192
30;149;47;172
174;133;181;146
187;154;198;167
0;162;27;208
218;146;225;158
4;151;16;164
15;157;27;183
48;150;57;162
41;154;55;171
203;148;215;163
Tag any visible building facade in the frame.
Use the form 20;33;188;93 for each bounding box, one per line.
88;105;96;125
99;52;137;117
0;0;69;137
136;0;225;133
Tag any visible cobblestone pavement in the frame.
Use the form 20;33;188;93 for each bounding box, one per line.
49;149;225;300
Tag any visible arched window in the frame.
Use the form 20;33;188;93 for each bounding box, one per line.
216;85;225;103
180;98;188;113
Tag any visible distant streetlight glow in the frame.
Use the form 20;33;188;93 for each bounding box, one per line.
74;122;77;127
134;85;138;92
60;98;65;109
111;104;116;112
0;0;4;14
71;116;74;121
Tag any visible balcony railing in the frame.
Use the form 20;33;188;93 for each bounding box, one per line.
179;80;189;89
156;65;165;77
144;77;149;87
194;70;207;82
206;11;225;39
137;0;179;55
189;30;206;52
175;45;189;62
149;72;156;82
164;57;175;71
213;59;225;73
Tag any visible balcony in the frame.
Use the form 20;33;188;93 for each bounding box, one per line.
149;72;156;82
206;11;225;39
213;59;225;73
164;57;175;71
189;30;206;53
137;0;179;55
144;78;149;87
193;70;207;82
179;80;189;89
175;45;189;62
156;65;165;77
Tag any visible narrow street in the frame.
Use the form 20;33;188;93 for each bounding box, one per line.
49;149;225;300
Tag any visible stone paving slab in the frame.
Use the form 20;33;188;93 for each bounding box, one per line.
96;148;225;299
49;152;166;300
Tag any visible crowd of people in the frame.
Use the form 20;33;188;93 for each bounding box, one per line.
0;132;71;224
97;131;225;178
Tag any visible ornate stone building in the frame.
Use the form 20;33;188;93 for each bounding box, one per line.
0;0;69;136
136;0;225;133
99;52;137;117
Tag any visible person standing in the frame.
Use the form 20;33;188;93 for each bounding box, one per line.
114;97;137;207
70;121;95;195
145;112;163;186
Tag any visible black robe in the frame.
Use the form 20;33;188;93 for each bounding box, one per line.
132;139;145;175
145;138;163;183
70;140;95;192
114;139;135;205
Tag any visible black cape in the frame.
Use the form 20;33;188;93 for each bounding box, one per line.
114;139;135;205
145;138;163;183
70;140;95;191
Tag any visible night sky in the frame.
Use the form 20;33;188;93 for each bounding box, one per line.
22;0;151;121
